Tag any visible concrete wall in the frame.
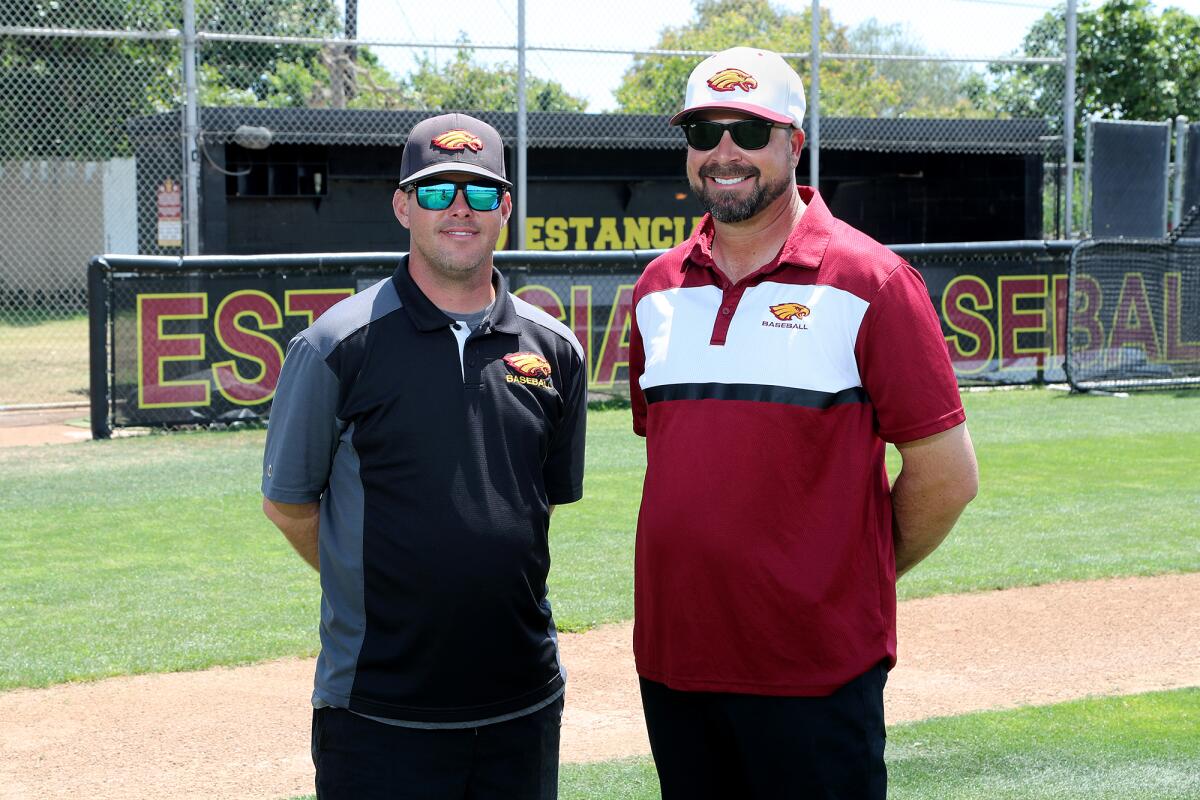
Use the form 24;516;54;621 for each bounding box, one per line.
0;158;136;300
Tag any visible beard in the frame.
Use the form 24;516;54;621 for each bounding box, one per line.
690;165;794;224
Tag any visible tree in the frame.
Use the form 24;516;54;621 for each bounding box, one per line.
200;47;407;109
846;20;990;119
194;0;341;104
974;0;1200;131
614;0;910;118
0;0;353;157
401;46;588;113
0;0;178;158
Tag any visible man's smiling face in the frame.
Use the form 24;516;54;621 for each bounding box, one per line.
392;170;511;284
685;110;801;225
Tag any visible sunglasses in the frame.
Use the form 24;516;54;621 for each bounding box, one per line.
407;181;506;212
680;120;783;151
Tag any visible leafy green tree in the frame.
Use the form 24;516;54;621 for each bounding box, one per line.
401;46;588;113
972;0;1200;133
193;0;340;103
200;47;405;109
0;0;396;156
0;0;178;158
613;0;905;117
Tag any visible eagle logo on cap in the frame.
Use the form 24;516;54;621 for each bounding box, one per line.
504;352;552;378
431;130;484;152
770;302;811;321
707;68;758;93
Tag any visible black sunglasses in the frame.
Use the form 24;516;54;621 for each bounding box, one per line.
680;119;783;151
406;181;506;211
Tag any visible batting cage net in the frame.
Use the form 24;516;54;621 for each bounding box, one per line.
90;242;1078;437
1065;237;1200;392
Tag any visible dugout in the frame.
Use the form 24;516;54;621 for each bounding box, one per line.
126;108;1052;255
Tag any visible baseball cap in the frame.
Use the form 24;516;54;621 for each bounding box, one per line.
398;113;512;188
670;46;807;127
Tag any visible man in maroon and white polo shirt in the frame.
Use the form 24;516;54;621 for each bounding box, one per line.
629;47;979;798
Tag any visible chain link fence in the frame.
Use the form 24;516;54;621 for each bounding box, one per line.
3;0;1082;407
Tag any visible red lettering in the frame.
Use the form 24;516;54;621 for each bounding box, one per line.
1052;275;1070;356
1069;275;1105;354
998;277;1049;367
285;289;354;326
942;276;994;372
137;293;209;408
571;286;593;382
513;285;566;321
212;291;285;405
1108;273;1159;360
593;285;635;387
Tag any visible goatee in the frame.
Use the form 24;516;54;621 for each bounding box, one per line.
691;170;793;224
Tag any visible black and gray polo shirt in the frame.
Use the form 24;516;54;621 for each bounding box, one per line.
262;257;586;726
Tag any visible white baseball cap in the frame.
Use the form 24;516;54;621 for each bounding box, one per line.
670;46;807;127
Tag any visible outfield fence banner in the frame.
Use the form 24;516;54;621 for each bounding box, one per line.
1065;237;1200;392
89;242;1103;438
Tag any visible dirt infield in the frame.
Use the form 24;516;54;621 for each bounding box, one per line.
0;406;93;447
2;412;1198;798
1;572;1197;800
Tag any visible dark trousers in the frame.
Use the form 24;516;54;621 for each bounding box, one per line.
639;664;888;800
312;696;563;800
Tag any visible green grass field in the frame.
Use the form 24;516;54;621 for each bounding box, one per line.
1;389;1198;689
2;388;1198;798
290;688;1200;799
0;316;90;406
556;689;1200;800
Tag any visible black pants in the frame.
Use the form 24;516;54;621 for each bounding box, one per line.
639;664;888;800
311;696;563;800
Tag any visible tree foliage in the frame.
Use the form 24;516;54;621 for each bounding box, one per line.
972;0;1200;130
0;0;178;158
609;0;926;118
846;20;990;118
1;0;589;159
400;46;587;113
0;0;354;157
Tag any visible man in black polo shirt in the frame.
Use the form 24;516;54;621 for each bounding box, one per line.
262;113;587;800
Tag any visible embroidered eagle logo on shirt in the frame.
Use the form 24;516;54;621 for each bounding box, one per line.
764;302;811;330
770;302;811;321
431;130;484;152
504;352;553;388
706;68;758;93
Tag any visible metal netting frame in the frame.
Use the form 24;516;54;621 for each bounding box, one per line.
1065;237;1200;393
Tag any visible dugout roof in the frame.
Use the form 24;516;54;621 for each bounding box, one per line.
128;108;1057;157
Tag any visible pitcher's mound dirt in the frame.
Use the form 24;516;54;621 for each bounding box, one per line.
1;572;1196;800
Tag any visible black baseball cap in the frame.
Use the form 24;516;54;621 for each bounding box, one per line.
398;113;512;188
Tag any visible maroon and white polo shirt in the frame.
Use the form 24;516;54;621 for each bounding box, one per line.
629;187;964;696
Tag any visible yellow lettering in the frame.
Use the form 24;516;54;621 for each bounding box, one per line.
568;217;594;250
505;374;551;388
543;217;569;250
651;217;674;248
525;217;545;250
623;217;650;249
595;217;622;250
